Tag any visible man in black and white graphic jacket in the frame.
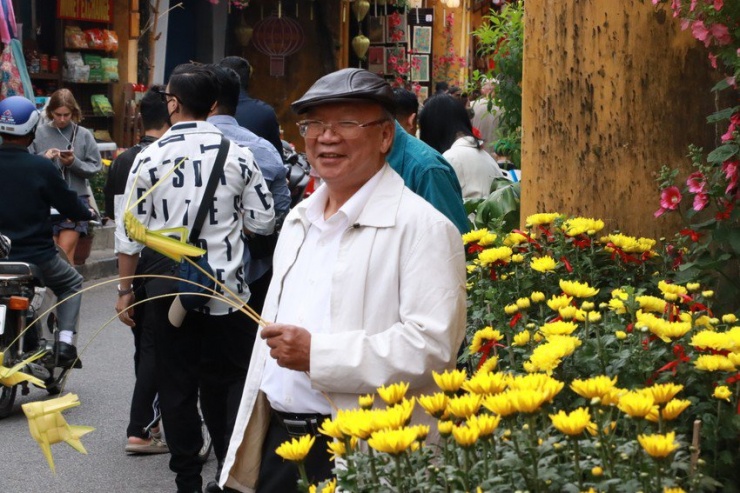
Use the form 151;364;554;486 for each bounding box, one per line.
114;64;275;493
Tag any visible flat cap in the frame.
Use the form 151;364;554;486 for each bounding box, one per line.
291;68;395;114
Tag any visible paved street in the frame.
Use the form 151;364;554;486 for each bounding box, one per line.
0;277;219;493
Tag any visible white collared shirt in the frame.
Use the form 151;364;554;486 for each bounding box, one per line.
260;168;384;413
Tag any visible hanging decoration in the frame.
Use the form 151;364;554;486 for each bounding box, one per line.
352;0;370;22
352;34;370;61
234;13;254;48
351;0;371;65
252;14;305;77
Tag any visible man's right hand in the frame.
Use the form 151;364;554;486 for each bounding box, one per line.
116;292;136;326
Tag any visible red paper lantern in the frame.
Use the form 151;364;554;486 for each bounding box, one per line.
252;15;305;77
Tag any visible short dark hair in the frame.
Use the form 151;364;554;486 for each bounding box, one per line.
207;65;240;117
418;94;477;154
392;87;419;120
435;81;449;93
219;56;252;93
168;64;220;119
139;84;170;131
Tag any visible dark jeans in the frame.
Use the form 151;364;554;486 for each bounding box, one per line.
256;415;334;493
127;292;159;438
145;280;256;493
37;254;83;335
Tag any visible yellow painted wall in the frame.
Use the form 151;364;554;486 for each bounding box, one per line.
521;0;721;238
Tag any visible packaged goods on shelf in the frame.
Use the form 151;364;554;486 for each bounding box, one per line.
101;58;118;82
91;94;114;117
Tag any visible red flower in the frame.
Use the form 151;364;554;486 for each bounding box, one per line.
693;192;709;211
679;228;701;242
723;159;738;194
654;186;682;217
715;199;735;221
686;171;706;193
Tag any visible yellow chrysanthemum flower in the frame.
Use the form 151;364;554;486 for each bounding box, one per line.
377;382;409;406
504;303;519;315
276;434;315;462
452;425;480;448
462;371;509;395
433;369;467;393
558;306;579;320
526;336;581;373
482;393;517;417
478;246;513;266
462;228;489;245
326;440;347;460
526;212;562;226
540;320;579;338
367;428;419;455
636;295;668;313
358;394;374;409
648;383;684;405
470;327;504;353
478;233;498;247
722;314;738;324
438;420;454;435
690;330;734;352
418;393;449;418
601;233;656;254
615;330;628;340
318;418;344;440
478;356;499;374
549;407;592;436
658;280;688;297
511;253;525;263
507;389;550;413
702;290;714;298
618;390;655;418
547;294;574;311
694;355;736;372
570;375;618;400
531;291;546;303
530;255;558;273
562;217;605;236
516;297;532;310
319;479;337;493
638;431;679;458
663;488;686;493
513;330;531;346
660;399;691;421
637;311;692;343
467;413;501;437
608;299;627;314
560;279;599;298
686;282;701;292
378;399;416;429
713;385;732;401
446;394;482;419
504;231;529;246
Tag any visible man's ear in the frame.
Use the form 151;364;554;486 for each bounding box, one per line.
407;113;417;134
379;120;395;154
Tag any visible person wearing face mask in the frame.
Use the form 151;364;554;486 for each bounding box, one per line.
29;88;102;262
0;96;95;367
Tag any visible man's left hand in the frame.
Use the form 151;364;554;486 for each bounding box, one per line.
262;323;311;372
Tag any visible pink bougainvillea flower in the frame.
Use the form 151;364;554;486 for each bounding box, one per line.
689;0;698;11
708;52;718;69
710;24;732;46
687;172;706;193
722;113;740;142
723;160;738;194
693;192;709;211
671;0;682;16
691;20;711;45
711;0;724;10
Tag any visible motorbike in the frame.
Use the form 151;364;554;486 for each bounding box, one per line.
0;260;78;418
281;140;312;208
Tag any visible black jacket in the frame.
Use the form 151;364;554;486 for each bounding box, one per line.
103;135;157;219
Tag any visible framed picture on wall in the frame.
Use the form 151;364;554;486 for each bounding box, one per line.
385;46;406;72
412;26;432;54
386;13;407;44
417;85;429;103
410;55;430;82
368;47;386;75
368;16;385;44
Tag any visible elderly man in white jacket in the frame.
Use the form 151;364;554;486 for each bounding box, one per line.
217;68;467;493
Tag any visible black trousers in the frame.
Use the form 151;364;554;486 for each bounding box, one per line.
127;271;159;438
145;280;257;493
256;415;334;493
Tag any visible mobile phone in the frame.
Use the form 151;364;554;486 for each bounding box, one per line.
60;149;74;156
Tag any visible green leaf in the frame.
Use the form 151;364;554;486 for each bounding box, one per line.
475;181;521;231
707;143;739;164
706;106;739;123
713;226;740;255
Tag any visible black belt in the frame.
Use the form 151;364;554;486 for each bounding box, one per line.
271;410;331;437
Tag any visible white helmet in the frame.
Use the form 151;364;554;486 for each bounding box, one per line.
0;96;41;136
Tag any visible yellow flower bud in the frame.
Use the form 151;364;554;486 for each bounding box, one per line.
587;311;602;322
702;290;714;298
512;254;525;263
581;301;595;312
713;385;732;402
516;297;531;310
663;293;678;302
723;314;738;324
686;283;701;292
615;331;627;340
592;466;603;476
531;291;546;303
504;304;519;315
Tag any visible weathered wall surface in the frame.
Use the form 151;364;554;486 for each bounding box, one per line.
521;1;721;238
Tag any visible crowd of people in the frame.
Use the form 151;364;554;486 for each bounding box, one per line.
0;59;509;493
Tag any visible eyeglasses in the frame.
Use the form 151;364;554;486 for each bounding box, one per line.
156;89;178;104
296;118;388;139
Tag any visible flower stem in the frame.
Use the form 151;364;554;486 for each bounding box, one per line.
527;415;541;492
367;445;379;488
394;454;403;492
572;437;583;490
